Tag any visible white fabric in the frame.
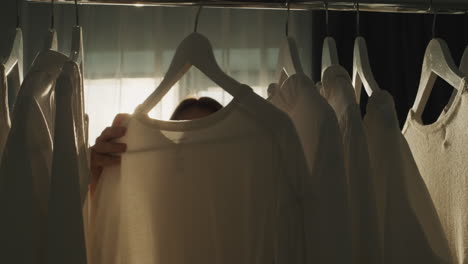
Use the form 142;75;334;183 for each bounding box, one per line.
0;50;88;263
47;61;87;264
0;50;66;263
268;73;351;264
0;64;10;160
0;55;21;161
86;86;308;264
365;90;451;263
403;79;468;264
320;66;380;264
73;59;91;204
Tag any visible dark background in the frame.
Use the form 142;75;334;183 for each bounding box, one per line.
310;10;468;127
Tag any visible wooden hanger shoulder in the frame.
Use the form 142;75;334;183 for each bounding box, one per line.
352;36;380;103
459;46;468;76
44;29;58;51
276;37;304;86
137;32;246;115
70;26;84;67
321;36;339;79
2;28;23;79
412;38;465;118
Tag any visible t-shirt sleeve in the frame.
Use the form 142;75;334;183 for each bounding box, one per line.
86;163;122;263
276;117;309;264
308;113;352;263
0;96;48;263
85;120;128;264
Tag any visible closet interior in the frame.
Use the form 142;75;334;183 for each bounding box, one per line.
1;0;468;263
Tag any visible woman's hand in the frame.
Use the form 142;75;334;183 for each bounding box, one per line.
89;114;129;195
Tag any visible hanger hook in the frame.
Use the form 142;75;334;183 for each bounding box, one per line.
285;0;291;37
74;0;80;26
16;0;21;28
429;0;437;38
324;0;329;36
50;0;55;29
355;0;360;37
194;4;203;33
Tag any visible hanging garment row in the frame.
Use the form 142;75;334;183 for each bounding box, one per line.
82;3;468;263
0;0;89;263
1;1;468;264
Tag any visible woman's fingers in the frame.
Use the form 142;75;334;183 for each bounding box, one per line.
92;153;122;167
89;114;131;197
93;142;127;154
95;113;130;143
112;113;131;127
96;126;127;143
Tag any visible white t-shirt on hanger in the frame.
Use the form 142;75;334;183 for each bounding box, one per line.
86;86;309;264
365;89;451;263
320;66;380;264
268;73;352;264
403;78;468;264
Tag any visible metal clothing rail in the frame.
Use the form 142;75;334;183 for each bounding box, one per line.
26;0;468;14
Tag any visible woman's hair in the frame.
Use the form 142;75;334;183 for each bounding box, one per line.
170;97;223;120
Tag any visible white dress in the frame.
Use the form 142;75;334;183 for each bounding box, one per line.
86;86;309;264
268;73;351;264
403;78;468;264
320;65;380;264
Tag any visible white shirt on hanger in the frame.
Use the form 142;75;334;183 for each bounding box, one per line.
365;89;451;263
403;78;468;264
47;61;87;264
268;73;352;264
0;50;67;263
86;86;309;264
320;66;380;264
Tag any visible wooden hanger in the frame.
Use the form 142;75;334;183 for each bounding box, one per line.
352;37;380;103
276;0;304;87
411;9;465;119
351;1;380;103
44;0;58;51
136;7;247;115
70;27;83;65
459;46;468;75
412;38;464;118
2;28;23;80
321;1;339;79
322;37;339;77
441;46;468;113
2;1;24;112
70;0;83;66
3;0;23;78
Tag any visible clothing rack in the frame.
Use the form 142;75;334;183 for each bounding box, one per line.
25;0;468;14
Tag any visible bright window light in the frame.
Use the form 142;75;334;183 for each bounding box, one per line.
84;78;267;144
84;77;179;143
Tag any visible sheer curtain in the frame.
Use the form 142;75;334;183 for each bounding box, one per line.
24;4;313;143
